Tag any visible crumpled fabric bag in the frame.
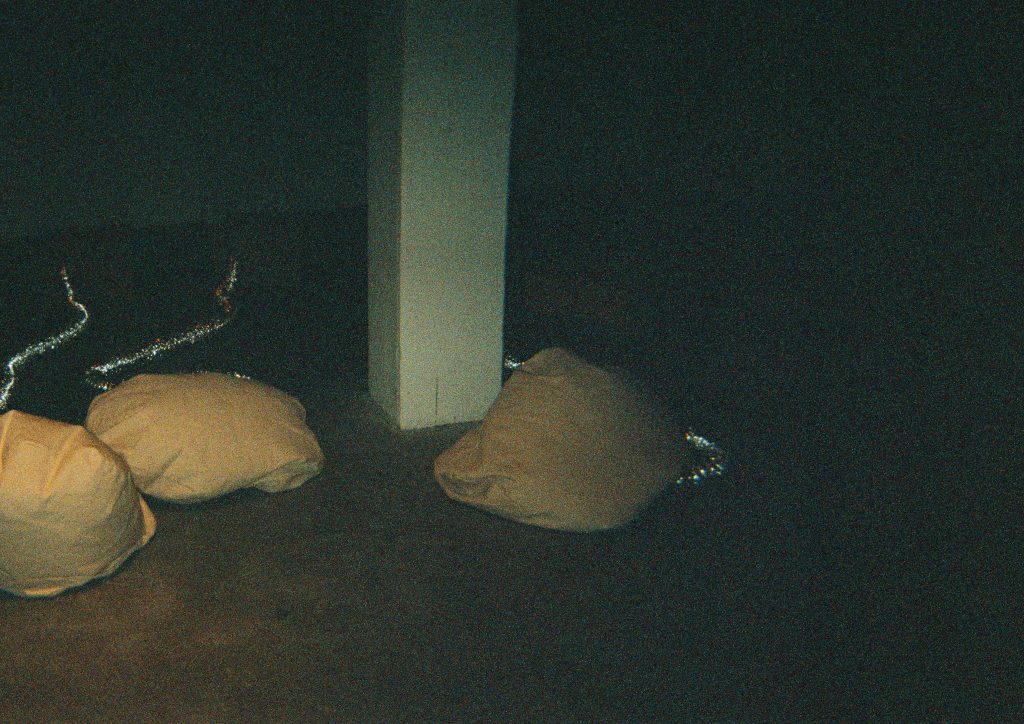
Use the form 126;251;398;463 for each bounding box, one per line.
0;410;156;598
434;347;684;532
84;372;325;503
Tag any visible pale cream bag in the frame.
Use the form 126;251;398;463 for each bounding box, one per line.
434;347;684;532
85;372;325;503
0;410;156;597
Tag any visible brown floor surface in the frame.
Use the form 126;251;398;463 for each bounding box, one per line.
0;376;837;722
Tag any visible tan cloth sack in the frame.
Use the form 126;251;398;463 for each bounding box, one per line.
85;372;325;503
434;347;684;532
0;410;156;597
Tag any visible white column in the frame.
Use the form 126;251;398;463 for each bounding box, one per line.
367;0;517;429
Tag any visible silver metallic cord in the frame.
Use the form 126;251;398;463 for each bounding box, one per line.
0;268;90;413
85;257;238;391
679;428;727;485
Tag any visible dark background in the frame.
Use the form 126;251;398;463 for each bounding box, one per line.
1;1;1019;712
2;0;1017;488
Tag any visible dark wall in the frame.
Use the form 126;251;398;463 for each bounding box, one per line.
2;1;1018;439
498;0;1024;532
1;1;366;240
504;1;1020;440
507;1;1020;317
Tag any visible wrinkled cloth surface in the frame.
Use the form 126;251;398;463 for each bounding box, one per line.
0;410;155;597
86;372;325;503
435;347;683;532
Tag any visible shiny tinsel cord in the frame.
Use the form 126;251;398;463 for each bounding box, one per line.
85;257;238;392
0;268;90;413
679;428;727;485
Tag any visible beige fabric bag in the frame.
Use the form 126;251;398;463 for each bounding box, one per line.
0;410;156;598
434;347;684;532
85;372;325;504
